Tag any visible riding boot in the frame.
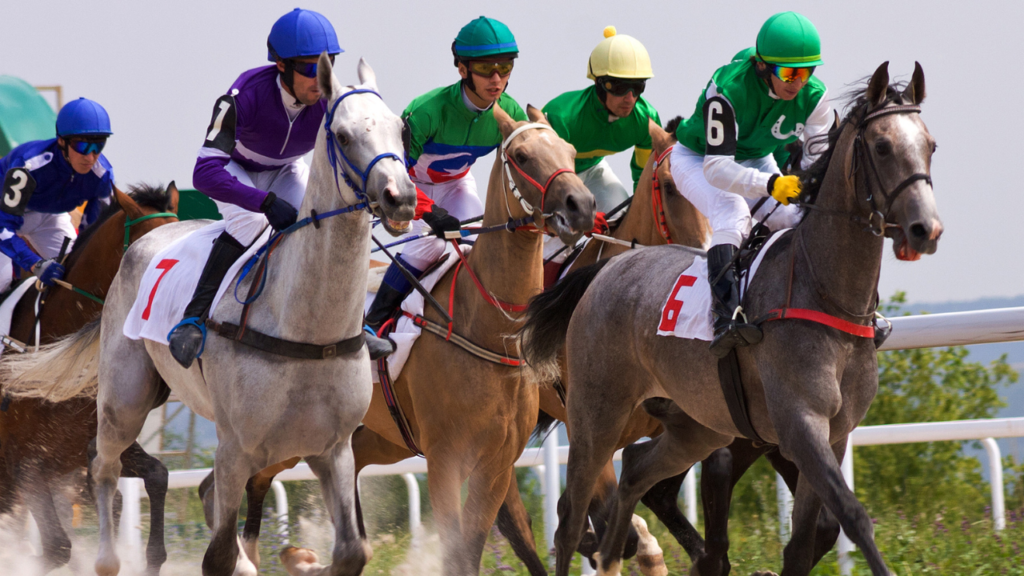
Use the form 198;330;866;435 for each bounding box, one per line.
707;244;762;358
168;232;246;368
364;257;422;360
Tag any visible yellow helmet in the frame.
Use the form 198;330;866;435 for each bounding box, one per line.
587;26;654;80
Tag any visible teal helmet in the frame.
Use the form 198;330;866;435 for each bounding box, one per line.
755;11;823;67
452;16;518;61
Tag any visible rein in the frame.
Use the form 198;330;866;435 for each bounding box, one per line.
650;147;675;244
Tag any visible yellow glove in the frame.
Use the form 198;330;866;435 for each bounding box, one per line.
769;174;802;206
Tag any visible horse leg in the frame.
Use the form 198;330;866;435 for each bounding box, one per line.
426;450;470;576
775;415;888;576
495;470;548;576
236;457;301;570
202;441;256;576
120;441;168;576
462;465;515;575
22;465;72;572
596;407;726;576
764;448;840;568
779;470;825;576
281;440;366;576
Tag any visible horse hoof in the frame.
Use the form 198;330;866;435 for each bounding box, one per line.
95;557;121;576
280;546;324;575
631;515;668;576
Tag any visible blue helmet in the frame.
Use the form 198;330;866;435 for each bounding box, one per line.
267;8;343;61
56;98;112;137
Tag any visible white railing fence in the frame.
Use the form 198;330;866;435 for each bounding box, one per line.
100;306;1024;573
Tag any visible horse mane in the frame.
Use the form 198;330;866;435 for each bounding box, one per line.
65;183;175;267
664;116;683;136
797;79;910;204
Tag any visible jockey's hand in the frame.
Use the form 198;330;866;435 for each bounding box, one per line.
768;174;802;206
422;205;461;238
31;258;65;287
260;192;298;231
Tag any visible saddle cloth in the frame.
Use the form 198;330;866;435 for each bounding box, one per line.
123;221;270;345
657;230;789;341
365;244;467;383
0;279;36;354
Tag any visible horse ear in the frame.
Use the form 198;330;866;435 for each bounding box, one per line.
525;104;546;124
492;102;517;139
904;61;926;105
866;61;890;110
166;181;180;214
649;118;672;155
317;51;335;102
357;58;379;92
115;186;144;220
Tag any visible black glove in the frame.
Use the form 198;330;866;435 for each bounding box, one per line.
421;205;462;238
260;192;298;231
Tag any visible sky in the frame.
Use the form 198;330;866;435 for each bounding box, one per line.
3;0;1021;304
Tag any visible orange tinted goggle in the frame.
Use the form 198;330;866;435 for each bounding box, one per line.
772;65;815;83
467;60;514;77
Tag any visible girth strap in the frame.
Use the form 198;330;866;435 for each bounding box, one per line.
718;351;768;445
206;319;365;360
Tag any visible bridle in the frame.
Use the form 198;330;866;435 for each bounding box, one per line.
324;88;406;213
850;102;931;236
123;211;178;251
500;122;574;219
650;147;675;244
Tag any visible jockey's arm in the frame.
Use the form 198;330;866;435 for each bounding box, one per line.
0;212;41;271
79;177;114;230
798;90;833;169
701;95;772;199
629;108;661;190
192;93;268;213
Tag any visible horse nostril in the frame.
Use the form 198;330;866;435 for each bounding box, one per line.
910;223;927;239
565;195;578;214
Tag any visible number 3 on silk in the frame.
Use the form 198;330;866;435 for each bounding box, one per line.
2;168;36;216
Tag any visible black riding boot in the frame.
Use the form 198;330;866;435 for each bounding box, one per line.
364;281;414;360
707;244;762;358
168;232;246;368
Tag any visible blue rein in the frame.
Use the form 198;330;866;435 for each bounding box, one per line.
233;87;406;305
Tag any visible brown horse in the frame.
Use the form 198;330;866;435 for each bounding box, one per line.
0;184;179;574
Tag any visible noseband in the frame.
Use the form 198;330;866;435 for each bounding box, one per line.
500;123;574;216
850;103;931;236
324;88;406;211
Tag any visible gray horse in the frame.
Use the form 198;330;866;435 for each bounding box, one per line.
521;62;941;576
2;54;417;576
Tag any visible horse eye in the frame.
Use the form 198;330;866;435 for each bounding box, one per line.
931;142;938;153
874;140;892;156
515;151;529;164
336;131;349;146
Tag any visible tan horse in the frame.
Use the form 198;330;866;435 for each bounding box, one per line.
246;104;595;576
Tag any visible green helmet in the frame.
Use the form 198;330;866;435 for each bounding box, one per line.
731;47;756;63
756;12;823;67
453;16;518;60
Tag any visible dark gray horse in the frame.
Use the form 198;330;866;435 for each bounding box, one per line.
521;62;941;576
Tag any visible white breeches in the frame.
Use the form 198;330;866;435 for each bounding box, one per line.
216;159;309;247
0;211;77;293
400;174;483;271
669;142;802;247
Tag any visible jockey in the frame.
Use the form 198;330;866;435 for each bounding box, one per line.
543;26;661;214
671;11;833;357
364;16;527;330
168;8;393;367
0;97;114;294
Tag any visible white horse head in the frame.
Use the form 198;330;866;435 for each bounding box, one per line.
316;53;417;234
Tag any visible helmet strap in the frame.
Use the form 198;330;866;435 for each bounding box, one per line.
280;61;303;107
594;79;609;105
56;136;70;163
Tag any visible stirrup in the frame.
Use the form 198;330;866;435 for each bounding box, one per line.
167;317;208;358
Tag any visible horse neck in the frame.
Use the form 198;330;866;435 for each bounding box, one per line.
797;127;884;314
610;163;666;248
460;157;544;332
258;135;371;341
38;212;128;334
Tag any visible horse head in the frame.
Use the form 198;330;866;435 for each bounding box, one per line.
493;103;595;246
647;118;711;247
859;61;943;260
316;53;417;236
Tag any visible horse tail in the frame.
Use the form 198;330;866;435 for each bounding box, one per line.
520;259;611;381
1;319;101;402
530;409;558;444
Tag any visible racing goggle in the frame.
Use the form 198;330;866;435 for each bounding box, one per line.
467;60;515;78
601;78;646;98
771;65;815;84
290;54;336;78
68;138;107;155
